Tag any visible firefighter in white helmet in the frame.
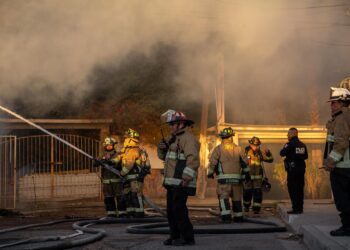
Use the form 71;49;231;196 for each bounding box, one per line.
95;136;125;217
157;110;199;246
117;128;150;218
243;136;273;214
323;87;350;236
207;127;250;223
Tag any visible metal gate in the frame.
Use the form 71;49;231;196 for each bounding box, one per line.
0;136;16;209
16;134;101;203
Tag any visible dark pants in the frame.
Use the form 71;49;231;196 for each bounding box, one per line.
287;167;305;212
243;187;263;212
330;168;350;229
166;187;194;241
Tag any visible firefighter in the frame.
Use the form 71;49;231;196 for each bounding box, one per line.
207;127;250;223
157;110;199;246
96;136;125;217
323;87;350;236
243;136;273;214
119;128;150;218
280;128;308;214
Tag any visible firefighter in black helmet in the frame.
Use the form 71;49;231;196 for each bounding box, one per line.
243;136;273;214
208;127;250;223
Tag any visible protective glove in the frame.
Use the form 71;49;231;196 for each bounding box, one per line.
207;173;214;179
100;159;113;166
93;159;100;168
265;149;272;157
115;163;122;171
324;157;336;171
139;167;150;179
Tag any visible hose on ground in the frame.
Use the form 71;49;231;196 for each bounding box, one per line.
126;217;287;235
0;217;167;250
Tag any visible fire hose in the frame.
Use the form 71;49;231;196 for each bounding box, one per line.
0;205;286;250
0;105;120;177
0;217;167;249
0;105;286;248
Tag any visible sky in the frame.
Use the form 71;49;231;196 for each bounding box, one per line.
1;0;350;125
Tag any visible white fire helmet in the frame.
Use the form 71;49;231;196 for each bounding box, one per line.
328;87;350;102
161;109;194;125
339;77;350;91
103;137;116;147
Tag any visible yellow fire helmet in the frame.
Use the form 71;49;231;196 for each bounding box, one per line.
125;128;140;140
218;127;235;138
103;136;117;151
248;136;261;146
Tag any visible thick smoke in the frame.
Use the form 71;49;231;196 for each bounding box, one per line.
1;0;350;125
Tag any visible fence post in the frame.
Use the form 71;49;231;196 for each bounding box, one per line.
50;136;55;199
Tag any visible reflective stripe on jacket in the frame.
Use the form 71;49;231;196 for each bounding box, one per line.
208;138;249;183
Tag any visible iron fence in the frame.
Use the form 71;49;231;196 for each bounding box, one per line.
0;134;101;208
0;136;16;209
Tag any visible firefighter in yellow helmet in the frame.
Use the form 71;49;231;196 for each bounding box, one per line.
157;110;199;246
207;127;250;223
243;136;273;214
118;128;150;218
95;136;125;217
323;87;350;236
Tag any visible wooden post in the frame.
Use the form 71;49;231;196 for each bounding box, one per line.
197;84;210;199
215;53;225;131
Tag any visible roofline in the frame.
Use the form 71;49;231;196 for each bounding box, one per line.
0;118;113;130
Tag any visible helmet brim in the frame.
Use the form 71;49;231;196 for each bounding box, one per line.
165;119;194;125
218;134;234;138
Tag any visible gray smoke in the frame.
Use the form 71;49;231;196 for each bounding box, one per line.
1;0;349;124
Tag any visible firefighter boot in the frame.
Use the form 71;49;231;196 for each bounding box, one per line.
116;195;127;218
221;214;232;223
232;201;244;222
104;197;117;217
330;227;350;236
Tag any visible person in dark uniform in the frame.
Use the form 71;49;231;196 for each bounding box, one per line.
280;128;308;214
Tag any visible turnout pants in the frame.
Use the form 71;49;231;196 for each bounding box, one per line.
124;180;144;217
217;183;243;219
166;186;194;242
287;167;305;212
102;179;126;217
330;168;350;229
243;179;263;212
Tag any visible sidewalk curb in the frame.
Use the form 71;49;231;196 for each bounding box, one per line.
300;225;347;250
277;203;349;250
